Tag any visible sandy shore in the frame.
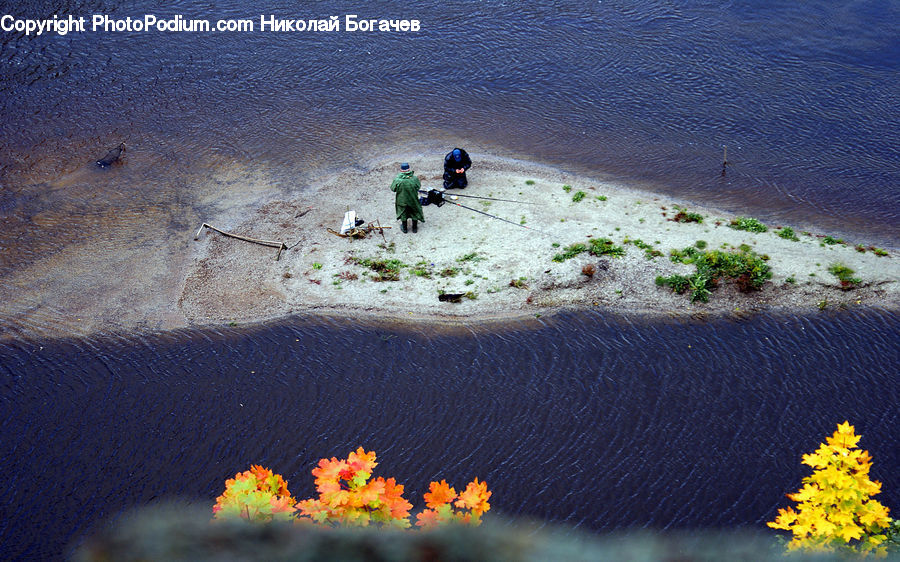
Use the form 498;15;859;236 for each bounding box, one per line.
179;153;898;330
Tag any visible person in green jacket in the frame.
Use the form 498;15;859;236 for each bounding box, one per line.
390;162;424;233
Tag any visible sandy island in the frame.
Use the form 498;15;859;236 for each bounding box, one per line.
179;153;898;330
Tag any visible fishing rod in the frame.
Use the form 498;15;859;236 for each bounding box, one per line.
419;189;546;235
444;192;535;204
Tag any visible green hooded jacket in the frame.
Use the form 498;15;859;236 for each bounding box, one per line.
390;169;425;222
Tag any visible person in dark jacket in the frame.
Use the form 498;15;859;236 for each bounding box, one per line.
390;162;424;233
443;147;472;190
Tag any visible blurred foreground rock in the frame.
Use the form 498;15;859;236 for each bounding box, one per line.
75;503;893;561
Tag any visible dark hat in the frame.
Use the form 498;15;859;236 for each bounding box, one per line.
452;149;461;160
400;162;410;170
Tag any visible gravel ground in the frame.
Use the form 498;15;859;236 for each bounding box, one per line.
179;153;899;330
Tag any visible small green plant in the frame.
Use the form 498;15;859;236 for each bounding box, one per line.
777;227;799;241
440;267;459;278
785;276;796;284
412;262;433;278
464;279;474;286
552;243;588;262
871;247;888;257
456;252;484;263
520;216;527;225
509;278;528;289
828;262;861;289
525;180;535;185
855;244;866;253
655;274;690;294
464;291;477;300
562;184;572;193
669;246;700;264
688;274;711;303
728;217;768;233
312;262;323;270
817;298;828;310
596;195;607;201
572;191;586;202
823;235;844;245
627;238;663;259
551;242;560;248
695;240;707;250
671;206;704;223
588;238;625;257
350;257;406;282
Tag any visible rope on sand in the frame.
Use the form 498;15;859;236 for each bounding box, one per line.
194;222;289;261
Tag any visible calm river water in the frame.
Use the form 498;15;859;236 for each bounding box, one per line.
1;0;898;559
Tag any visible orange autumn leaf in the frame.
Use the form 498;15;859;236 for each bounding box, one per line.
270;495;297;514
455;478;491;515
347;446;378;475
415;508;442;529
380;477;413;520
424;480;457;509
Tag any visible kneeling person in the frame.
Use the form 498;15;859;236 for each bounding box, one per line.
443;147;471;189
390;162;424;233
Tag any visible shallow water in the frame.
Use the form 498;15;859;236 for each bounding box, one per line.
2;1;898;232
1;309;898;558
1;1;899;558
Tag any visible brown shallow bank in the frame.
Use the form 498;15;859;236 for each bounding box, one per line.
179;153;899;331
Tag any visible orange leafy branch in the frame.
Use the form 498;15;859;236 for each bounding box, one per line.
213;448;492;531
213;465;297;523
415;477;492;529
296;447;413;528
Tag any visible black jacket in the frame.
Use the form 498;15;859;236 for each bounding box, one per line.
443;148;472;174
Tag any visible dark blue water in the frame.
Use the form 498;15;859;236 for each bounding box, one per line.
1;310;898;559
1;1;898;237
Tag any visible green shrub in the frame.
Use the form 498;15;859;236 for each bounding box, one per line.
350;257;406;281
827;262;861;289
552;243;588;262
671;206;704;223
626;238;663;260
823;235;843;245
777;227;799;241
456;252;484;263
728;217;768;233
655;275;690;294
553;238;626;262
562;184;572;193
669;246;700;264
572;191;586;202
658;247;772;303
588;238;625;257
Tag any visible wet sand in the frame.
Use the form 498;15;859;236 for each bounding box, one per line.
2;150;897;342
